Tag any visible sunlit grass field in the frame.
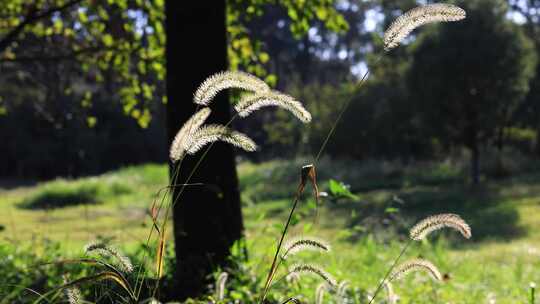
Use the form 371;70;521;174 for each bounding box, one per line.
1;159;540;302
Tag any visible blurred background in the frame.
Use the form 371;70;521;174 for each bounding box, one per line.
2;0;540;303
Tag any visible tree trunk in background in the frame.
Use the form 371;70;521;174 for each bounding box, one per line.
165;1;244;300
471;144;480;185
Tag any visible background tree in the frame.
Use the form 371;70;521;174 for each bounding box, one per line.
508;0;540;153
0;0;350;299
408;0;536;184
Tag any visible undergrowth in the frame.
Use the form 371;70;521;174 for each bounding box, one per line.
4;3;531;304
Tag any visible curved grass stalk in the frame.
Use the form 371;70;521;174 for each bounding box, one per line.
384;4;466;51
409;213;471;240
388;258;442;282
235;91;312;123
194;71;270;105
281;236;330;260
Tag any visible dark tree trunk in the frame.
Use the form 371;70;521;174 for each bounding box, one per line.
471;144;480;185
165;1;244;300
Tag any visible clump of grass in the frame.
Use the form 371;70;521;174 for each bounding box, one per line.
40;242;137;303
84;242;134;274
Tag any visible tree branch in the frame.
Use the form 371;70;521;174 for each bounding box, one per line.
0;0;84;54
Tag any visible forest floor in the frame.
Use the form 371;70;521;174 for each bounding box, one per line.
1;159;540;303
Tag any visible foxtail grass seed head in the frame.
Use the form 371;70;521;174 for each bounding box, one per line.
315;283;327;304
234;91;312;123
186;124;257;154
289;264;337;288
84;242;134;273
337;280;350;303
384;281;398;304
388;258;442;283
63;277;82;304
169;108;211;161
194;71;270;105
64;287;82;304
281;237;330;260
409;213;471;241
286;271;301;283
384;3;466;51
216;272;228;301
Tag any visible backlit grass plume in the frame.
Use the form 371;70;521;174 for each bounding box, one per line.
409;213;471;241
289;263;337;288
215;272;228;301
64;286;82;304
336;280;350;303
186;124;257;154
388;258;442;283
63;276;83;304
194;71;270;105
315;283;327;304
281;237;330;260
234;91;312;123
384;281;398;304
169;107;211;161
384;3;466;51
84;242;134;274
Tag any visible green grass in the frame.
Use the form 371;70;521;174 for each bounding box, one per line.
0;164;168;252
1;159;540;303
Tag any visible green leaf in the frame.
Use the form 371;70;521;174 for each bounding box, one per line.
328;179;358;201
87;116;97;128
102;34;114;47
385;207;400;214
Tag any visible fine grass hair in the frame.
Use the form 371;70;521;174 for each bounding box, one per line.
288;263;337;288
315;283;327;304
384;281;397;304
215;272;228;301
409;213;471;241
383;3;466;51
63;276;83;304
234;91;312;123
186;124;257;154
193;71;270;105
281;237;330;260
84;242;134;274
388;258;442;283
336;280;349;303
169;107;212;161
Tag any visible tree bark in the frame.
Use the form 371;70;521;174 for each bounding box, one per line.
471;144;480;185
165;1;244;300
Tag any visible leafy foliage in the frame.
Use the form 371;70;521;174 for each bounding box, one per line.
327;178;358;201
408;0;537;153
0;0;166;127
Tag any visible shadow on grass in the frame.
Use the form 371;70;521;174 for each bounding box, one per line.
330;183;524;243
399;185;524;241
20;187;98;209
19;181;132;210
